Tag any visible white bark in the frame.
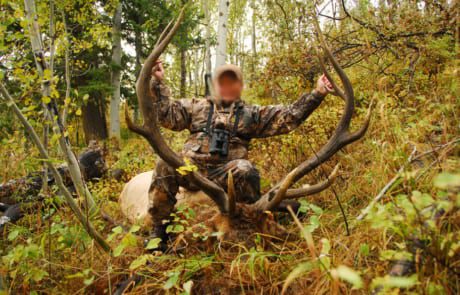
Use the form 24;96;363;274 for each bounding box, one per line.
24;0;96;212
203;0;215;97
251;1;257;59
215;0;230;68
110;3;122;139
204;0;212;73
61;11;71;126
0;83;110;252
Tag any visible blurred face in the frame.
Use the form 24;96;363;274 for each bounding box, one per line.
215;72;243;104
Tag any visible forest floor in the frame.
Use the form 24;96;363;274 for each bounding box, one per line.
1;67;459;294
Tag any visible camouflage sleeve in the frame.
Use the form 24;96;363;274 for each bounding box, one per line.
150;79;193;131
251;91;325;137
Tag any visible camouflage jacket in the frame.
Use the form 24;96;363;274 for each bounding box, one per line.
151;79;325;166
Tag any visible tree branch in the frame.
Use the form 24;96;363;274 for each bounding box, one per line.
0;83;110;252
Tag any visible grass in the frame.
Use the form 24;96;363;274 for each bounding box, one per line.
0;63;459;294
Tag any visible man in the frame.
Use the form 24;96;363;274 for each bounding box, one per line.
148;62;333;247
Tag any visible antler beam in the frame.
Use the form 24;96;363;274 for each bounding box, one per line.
253;10;372;212
125;7;230;213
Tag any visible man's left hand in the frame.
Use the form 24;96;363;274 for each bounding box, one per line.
315;74;334;96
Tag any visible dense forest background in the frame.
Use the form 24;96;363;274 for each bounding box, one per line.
0;0;458;294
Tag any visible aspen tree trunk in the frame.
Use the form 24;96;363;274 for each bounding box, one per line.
215;0;230;68
250;0;257;81
203;0;214;97
42;0;55;193
234;26;239;66
251;1;257;58
204;0;212;74
110;2;122;140
23;0;96;212
61;11;71;126
0;84;110;252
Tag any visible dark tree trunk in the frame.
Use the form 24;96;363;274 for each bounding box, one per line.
180;48;187;98
133;28;144;123
134;28;143;78
82;93;108;144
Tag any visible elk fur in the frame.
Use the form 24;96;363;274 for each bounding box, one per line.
119;171;288;245
119;171;216;228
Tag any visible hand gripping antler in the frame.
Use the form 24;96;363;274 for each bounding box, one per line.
252;11;372;212
125;7;230;213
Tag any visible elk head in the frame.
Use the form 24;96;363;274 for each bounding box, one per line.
125;7;372;245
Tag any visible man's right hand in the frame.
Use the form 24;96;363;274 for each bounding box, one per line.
152;61;165;81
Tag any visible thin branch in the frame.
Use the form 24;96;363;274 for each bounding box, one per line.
0;83;110;252
319;13;346;21
356;146;417;221
24;0;96;213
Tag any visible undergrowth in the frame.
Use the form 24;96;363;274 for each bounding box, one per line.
1;50;459;295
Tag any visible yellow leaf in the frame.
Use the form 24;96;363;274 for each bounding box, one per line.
51;88;60;98
176;159;198;176
42;96;51;104
76;109;82;116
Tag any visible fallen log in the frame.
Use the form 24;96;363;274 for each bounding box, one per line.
0;145;122;231
0;146;106;205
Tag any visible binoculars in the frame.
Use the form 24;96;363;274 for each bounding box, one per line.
209;128;229;157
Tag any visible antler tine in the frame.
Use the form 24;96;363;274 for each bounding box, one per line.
125;105;149;136
312;13;354;133
155;18;174;48
345;100;374;143
136;7;186;122
127;6;230;214
314;46;345;99
285;164;339;199
227;171;236;216
252;8;372;212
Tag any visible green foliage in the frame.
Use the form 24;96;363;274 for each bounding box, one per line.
0;0;458;293
365;172;459;293
66;268;96;286
299;200;324;234
109;225;140;257
2;240;49;284
434;172;460;191
129;254;149;270
371;274;418;291
333;265;363;289
166;203;196;235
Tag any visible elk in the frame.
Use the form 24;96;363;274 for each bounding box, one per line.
120;8;372;246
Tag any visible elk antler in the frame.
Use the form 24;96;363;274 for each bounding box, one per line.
125;7;229;213
252;10;373;212
227;171;236;216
